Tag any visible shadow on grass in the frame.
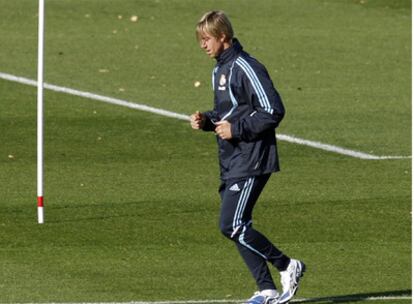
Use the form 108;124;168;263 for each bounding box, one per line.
291;289;411;303
42;200;207;223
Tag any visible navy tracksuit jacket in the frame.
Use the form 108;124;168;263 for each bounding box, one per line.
202;39;285;180
202;39;290;291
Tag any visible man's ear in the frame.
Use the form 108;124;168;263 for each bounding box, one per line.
219;33;227;43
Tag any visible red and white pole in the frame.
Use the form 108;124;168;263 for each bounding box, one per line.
37;0;45;224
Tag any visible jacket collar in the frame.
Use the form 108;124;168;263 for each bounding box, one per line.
216;38;243;64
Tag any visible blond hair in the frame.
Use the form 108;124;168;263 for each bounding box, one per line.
196;11;234;42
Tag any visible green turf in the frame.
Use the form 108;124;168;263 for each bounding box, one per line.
0;0;410;155
0;0;411;303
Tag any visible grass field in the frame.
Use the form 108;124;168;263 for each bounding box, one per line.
0;0;411;303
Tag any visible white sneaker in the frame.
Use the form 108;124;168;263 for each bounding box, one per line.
278;259;306;304
245;289;280;304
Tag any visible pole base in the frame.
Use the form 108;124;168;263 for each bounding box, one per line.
37;196;44;224
38;207;44;224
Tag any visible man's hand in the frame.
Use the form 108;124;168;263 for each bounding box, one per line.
215;120;232;140
190;111;205;129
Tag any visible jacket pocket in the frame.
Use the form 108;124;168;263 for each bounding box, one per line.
239;141;255;160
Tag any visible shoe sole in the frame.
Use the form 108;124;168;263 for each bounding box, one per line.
245;295;266;304
245;295;280;304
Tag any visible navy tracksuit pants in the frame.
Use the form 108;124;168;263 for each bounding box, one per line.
219;174;290;291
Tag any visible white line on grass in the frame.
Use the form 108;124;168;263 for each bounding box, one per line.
0;72;189;121
0;72;410;160
10;294;413;304
276;134;411;160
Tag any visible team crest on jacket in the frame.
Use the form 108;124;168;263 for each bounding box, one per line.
219;74;227;86
218;74;227;91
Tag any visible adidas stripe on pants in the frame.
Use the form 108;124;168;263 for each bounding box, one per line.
219;173;290;291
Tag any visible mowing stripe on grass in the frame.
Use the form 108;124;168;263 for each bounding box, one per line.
10;294;413;304
0;72;410;160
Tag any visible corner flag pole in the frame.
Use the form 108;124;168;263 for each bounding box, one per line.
37;0;45;224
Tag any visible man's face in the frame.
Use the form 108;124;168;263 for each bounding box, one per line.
199;31;226;58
